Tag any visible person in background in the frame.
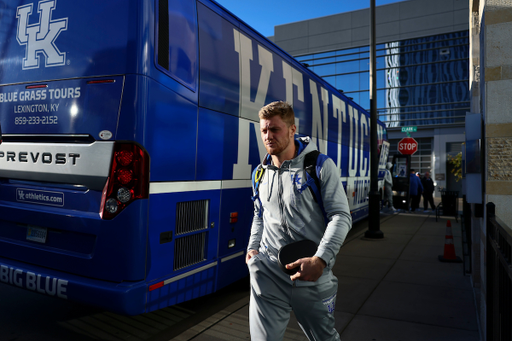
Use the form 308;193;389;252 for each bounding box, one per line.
409;169;423;211
382;162;396;211
421;171;436;212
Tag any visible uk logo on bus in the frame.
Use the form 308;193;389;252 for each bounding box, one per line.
16;0;68;70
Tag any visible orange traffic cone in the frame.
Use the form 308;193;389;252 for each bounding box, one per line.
439;220;462;263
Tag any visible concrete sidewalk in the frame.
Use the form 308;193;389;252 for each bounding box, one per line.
172;209;480;341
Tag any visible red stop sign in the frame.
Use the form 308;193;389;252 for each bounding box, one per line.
398;137;418;155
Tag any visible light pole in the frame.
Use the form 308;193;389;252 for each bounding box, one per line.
365;0;384;239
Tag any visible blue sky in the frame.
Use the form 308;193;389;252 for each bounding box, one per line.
214;0;407;37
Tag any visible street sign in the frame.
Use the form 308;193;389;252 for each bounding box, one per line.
401;126;417;133
398;137;418;155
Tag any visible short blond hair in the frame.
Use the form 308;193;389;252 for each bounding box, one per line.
258;101;295;127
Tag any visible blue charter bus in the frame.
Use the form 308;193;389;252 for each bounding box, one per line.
0;0;388;315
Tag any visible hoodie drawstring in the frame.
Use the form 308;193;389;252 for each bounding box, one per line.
267;170;276;202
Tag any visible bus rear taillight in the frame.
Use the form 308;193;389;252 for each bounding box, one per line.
100;142;150;220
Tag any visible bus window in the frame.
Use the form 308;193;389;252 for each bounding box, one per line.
157;0;198;90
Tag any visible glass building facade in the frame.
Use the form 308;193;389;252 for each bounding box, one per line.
295;30;470;128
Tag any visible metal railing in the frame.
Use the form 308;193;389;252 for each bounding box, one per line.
435;190;459;222
486;202;512;341
461;196;472;275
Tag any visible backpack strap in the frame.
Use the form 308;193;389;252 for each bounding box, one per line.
251;165;265;217
303;150;330;223
304;150;321;203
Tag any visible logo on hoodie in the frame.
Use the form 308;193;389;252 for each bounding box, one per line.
16;0;68;70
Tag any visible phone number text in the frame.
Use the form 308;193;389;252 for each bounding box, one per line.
15;116;58;125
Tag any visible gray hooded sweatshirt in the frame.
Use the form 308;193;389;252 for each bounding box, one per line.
248;136;352;286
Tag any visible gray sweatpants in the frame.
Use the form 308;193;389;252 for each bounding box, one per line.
383;185;393;208
248;252;340;341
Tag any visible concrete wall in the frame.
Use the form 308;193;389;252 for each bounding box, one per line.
470;0;512;338
483;0;512;226
273;0;469;56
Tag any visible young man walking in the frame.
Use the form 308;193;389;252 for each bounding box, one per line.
246;101;352;341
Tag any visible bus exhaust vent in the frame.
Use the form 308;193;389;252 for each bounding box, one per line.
174;232;206;271
174;200;209;271
176;200;209;235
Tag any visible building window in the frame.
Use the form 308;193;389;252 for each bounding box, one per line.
295;31;470;128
